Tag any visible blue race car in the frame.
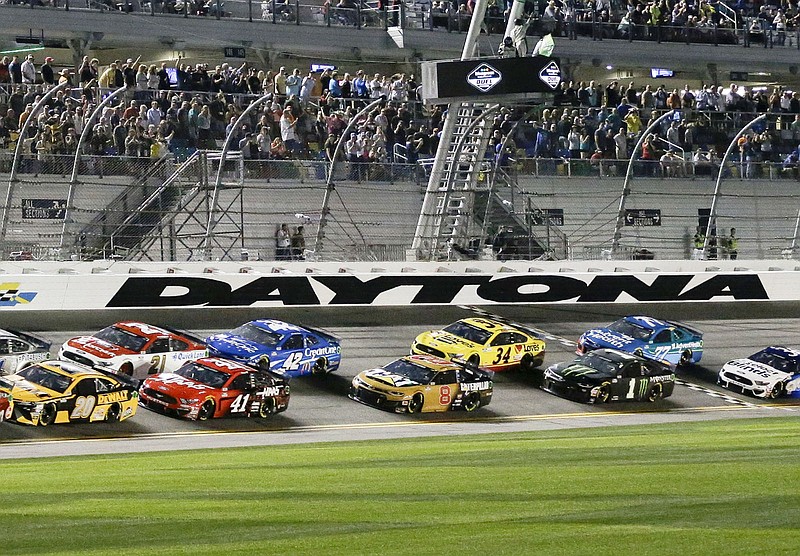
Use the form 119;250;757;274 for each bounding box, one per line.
577;316;703;368
206;319;341;378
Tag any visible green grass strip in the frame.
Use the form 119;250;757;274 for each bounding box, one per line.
3;417;800;555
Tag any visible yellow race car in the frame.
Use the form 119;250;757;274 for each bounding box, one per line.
4;360;138;426
349;354;493;413
411;317;546;372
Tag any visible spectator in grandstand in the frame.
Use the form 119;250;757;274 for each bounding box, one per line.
738;133;756;179
20;55;36;87
280;106;301;156
275;223;291;260
40;57;55;87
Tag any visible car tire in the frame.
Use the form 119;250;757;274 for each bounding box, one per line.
679;350;692;366
769;381;785;399
106;403;121;422
463;392;481;412
595;384;610;403
633;348;644;358
197;400;215;421
312;357;328;376
646;383;663;402
258;397;274;418
257;356;270;371
519;353;534;372
39;403;57;426
467;355;480;368
408;393;424;413
119;362;134;376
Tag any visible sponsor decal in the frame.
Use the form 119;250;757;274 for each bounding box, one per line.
539;61;561;90
105;274;771;307
586;330;632;349
304;345;339;358
98;390;130;404
466;63;502;92
0;282;37;307
461;381;491;392
726;359;784;378
649;374;675;383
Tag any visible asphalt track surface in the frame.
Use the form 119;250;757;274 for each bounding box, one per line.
1;317;799;459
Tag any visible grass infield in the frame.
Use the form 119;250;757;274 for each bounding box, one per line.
3;417;800;555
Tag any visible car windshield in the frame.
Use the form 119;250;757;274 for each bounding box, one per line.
577;352;624;375
750;350;799;373
175;362;230;389
607;319;653;341
17;365;72;393
442;321;492;345
94;325;148;352
229;323;282;348
383;359;436;384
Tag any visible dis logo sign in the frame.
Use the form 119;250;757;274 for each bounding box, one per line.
0;282;38;306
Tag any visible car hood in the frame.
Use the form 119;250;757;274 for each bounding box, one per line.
142;373;216;398
359;369;423;388
3;374;63;402
549;362;611;384
65;336;134;359
581;329;639;351
415;330;479;351
721;358;789;382
206;334;267;359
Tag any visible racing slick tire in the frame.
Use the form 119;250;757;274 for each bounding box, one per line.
312;357;328;376
769;381;785;399
408;393;424;413
519;354;534;372
633;348;644;358
39;403;57;426
467;354;480;368
679;350;692;366
258;398;275;418
463;392;481;412
595;384;610;403
197;400;215;421
106;403;121;422
646;383;663;403
119;362;134;376
257;356;271;371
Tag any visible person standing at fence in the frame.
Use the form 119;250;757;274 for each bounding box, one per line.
275;224;291;261
692;226;705;260
727;228;739;260
291;226;306;260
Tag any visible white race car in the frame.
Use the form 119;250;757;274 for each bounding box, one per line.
0;329;51;375
717;346;800;399
59;321;207;381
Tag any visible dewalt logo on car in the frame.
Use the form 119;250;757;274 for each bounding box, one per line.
98;391;129;405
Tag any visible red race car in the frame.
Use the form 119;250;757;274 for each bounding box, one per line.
138;357;289;420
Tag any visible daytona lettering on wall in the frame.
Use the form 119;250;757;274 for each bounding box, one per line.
102;274;771;307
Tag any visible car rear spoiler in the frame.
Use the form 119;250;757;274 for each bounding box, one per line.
6;329;52;351
458;305;545;339
160;325;207;346
665;320;703;338
301;324;340;343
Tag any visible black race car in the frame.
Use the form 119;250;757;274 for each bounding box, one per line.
542;348;675;404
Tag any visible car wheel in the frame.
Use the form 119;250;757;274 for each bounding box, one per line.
106;403;121;422
312;357;328;376
463;392;481;412
258;397;274;418
39;403;57;426
769;381;785;399
119;362;134;376
633;348;644;357
519;353;534;372
467;354;480;368
595;384;610;403
679;350;692;366
257;356;270;371
647;383;663;402
408;393;424;413
197;400;215;421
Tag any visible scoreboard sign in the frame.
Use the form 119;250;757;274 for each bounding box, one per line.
421;56;562;104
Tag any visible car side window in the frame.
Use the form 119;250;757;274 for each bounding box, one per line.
169;338;189;351
490;333;513;347
95;377;115;393
0;339;9;355
672;329;687;342
73;379;95;396
305;335;320;347
284;334;303;350
228;374;251;390
652;330;671;344
432;370;456;385
622;363;642;378
148;338;170;353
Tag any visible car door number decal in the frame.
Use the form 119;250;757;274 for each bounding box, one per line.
439;385;451;405
230;393;250;413
651;346;672;360
71;395;97;419
283;352;303;370
149;355;167;374
492;347;511;365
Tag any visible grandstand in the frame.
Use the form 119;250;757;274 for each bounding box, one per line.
0;0;799;262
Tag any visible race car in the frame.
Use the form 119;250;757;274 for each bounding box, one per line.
3;360;138;426
349;354;493;413
717;346;800;399
411;317;546;372
577;315;703;368
205;319;341;378
59;321;207;380
542;348;676;404
0;329;51;375
0;377;12;422
139;357;290;421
